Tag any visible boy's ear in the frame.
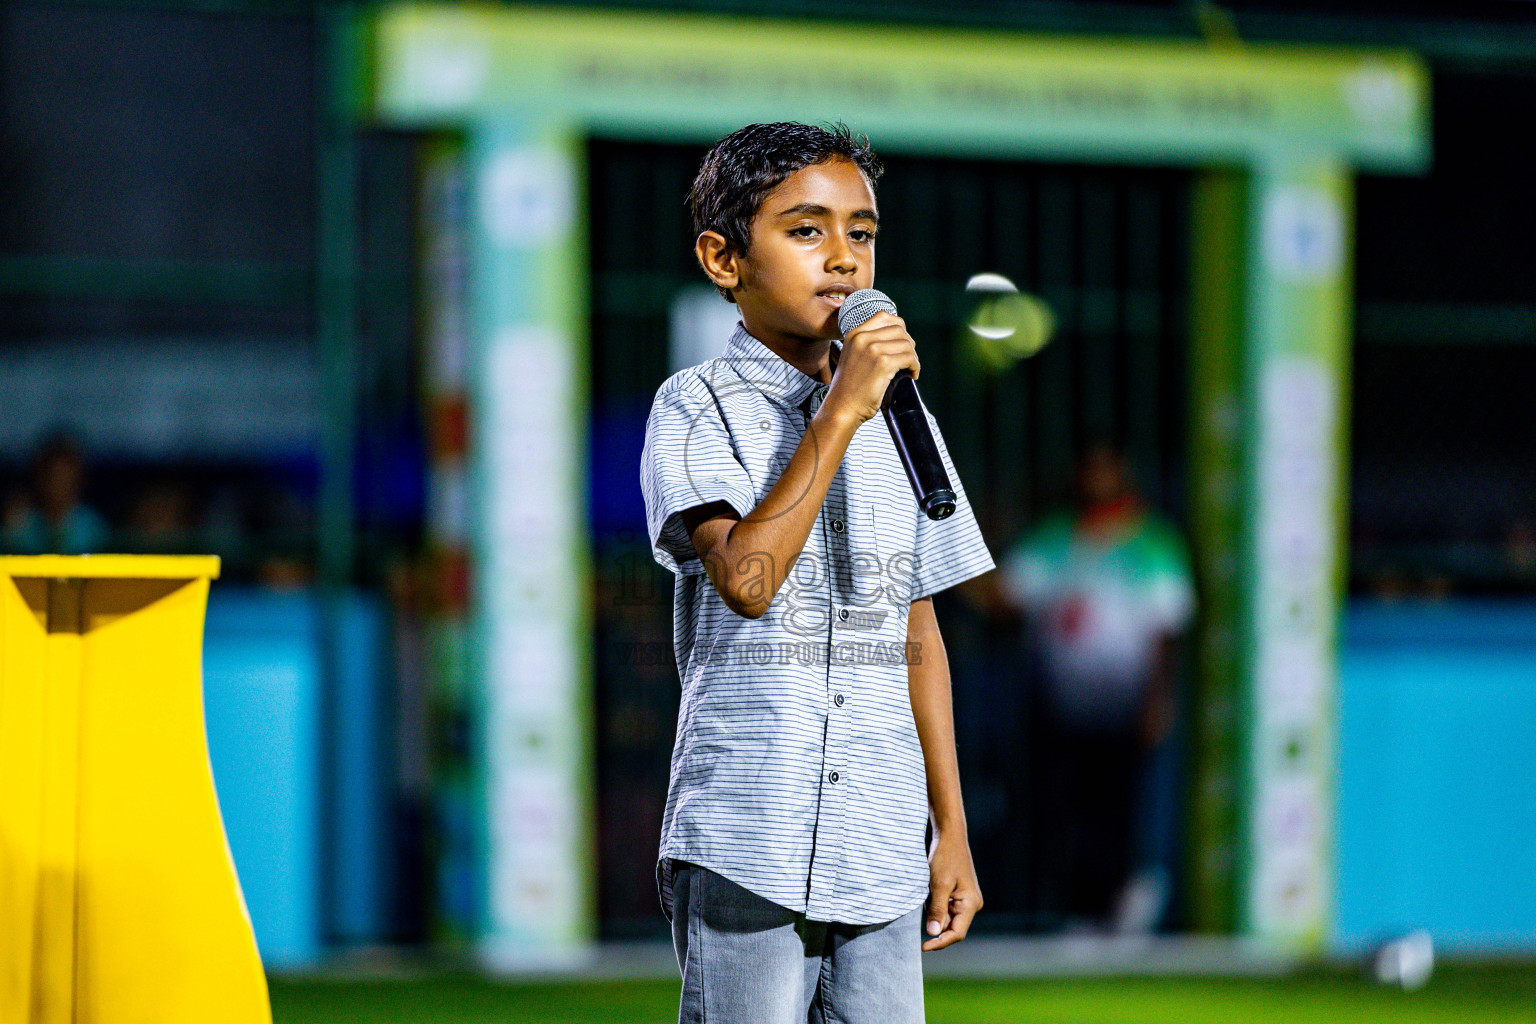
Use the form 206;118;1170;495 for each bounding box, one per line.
695;231;740;296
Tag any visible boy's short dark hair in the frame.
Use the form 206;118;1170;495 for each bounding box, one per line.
688;121;882;300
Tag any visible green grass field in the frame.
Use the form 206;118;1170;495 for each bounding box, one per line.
269;962;1536;1024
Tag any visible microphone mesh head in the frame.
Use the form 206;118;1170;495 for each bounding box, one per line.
837;288;897;335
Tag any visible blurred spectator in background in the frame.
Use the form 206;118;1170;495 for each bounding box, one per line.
125;479;198;554
1504;518;1535;584
2;430;110;555
1000;440;1193;933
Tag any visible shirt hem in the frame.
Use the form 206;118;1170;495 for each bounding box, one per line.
657;850;929;927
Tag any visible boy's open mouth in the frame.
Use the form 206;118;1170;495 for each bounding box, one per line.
818;287;853;308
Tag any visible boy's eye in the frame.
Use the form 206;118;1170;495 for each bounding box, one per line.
790;225;819;237
850;228;876;243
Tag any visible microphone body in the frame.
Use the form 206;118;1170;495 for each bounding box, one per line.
836;289;957;521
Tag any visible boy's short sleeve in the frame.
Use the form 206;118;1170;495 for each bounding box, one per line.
909;407;996;600
640;375;759;576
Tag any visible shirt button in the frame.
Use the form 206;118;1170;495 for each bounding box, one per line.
828;771;840;784
838;607;850;621
833;693;845;707
831;518;845;534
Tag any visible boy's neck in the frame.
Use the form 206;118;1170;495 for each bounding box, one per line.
744;324;839;385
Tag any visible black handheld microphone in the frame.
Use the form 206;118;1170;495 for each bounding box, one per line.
836;289;957;521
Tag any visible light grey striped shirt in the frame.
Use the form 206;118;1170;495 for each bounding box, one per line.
640;323;995;925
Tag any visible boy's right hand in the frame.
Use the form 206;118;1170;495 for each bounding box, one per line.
823;311;920;426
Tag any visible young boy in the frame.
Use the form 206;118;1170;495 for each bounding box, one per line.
640;122;995;1024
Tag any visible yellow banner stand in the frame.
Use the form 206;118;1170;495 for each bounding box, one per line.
0;555;270;1024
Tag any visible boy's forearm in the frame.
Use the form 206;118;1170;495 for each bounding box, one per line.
704;403;859;617
906;597;968;838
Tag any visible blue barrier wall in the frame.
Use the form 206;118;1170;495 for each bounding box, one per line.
202;590;323;968
1336;599;1536;952
202;587;388;968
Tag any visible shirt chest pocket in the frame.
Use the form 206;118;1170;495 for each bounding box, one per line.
747;406;808;502
829;503;896;627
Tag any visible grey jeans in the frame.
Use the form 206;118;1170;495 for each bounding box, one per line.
670;861;926;1024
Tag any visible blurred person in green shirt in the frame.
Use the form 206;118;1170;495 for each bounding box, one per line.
1000;440;1193;933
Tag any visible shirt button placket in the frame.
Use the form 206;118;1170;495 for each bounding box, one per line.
808;693;851;919
808;475;851;919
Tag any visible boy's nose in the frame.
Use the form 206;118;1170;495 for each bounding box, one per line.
826;238;857;273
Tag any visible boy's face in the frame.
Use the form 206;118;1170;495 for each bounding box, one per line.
702;156;878;346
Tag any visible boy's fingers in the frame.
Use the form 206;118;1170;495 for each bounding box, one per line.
844;314;910;343
846;333;901;353
922;874;983;951
924;880;955;939
921;922;959;951
921;901;974;951
946;896;978;941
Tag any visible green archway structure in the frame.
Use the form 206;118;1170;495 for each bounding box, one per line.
357;2;1428;967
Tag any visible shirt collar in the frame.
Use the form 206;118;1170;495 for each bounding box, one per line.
720;322;840;413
